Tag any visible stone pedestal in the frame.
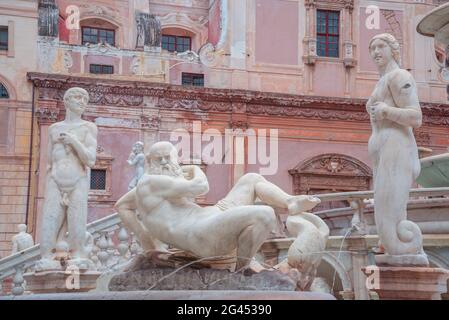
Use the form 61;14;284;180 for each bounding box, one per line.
24;270;101;294
362;266;449;300
107;253;296;292
0;290;336;300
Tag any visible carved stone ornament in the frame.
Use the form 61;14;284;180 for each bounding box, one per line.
28;72;449;126
289;154;372;194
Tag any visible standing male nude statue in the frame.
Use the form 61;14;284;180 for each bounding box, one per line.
35;87;98;271
115;141;321;270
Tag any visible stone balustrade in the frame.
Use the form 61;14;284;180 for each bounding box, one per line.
0;213;142;296
1;187;449;296
314;187;449;235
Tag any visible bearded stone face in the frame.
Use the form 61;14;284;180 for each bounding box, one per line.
147;142;183;177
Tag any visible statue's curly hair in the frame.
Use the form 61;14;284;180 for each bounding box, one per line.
63;87;89;105
369;33;401;67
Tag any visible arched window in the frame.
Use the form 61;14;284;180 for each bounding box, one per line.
0;83;9;99
161;28;195;53
80;18;118;47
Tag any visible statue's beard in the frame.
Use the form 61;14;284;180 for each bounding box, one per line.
148;161;183;177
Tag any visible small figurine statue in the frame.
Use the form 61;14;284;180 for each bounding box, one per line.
127;141;145;190
11;224;34;254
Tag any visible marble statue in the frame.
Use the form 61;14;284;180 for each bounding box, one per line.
115;141;321;271
11;224;34;254
35;87;98;271
127;141;145;191
366;33;428;266
274;197;329;290
135;11;161;48
38;0;59;37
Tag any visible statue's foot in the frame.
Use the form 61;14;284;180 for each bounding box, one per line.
67;258;95;271
287;195;321;215
34;258;62;272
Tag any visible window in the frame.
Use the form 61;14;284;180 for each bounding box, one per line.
317;10;340;58
182;73;204;87
162;35;191;53
0;26;8;51
89;64;114;74
90;169;106;190
82;27;115;46
0;84;8;99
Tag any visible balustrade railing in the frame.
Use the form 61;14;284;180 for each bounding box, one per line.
1;187;449;296
0;213;142;296
314;187;449;235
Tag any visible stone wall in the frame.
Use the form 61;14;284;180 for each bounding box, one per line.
0;0;37;258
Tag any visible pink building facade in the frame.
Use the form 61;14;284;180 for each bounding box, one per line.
1;0;449;265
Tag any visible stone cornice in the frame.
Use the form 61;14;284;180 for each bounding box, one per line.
28;72;449;126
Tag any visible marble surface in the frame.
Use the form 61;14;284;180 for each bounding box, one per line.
115;141;326;271
0;290;336;300
35;87;98;272
127;141;145;190
366;34;428;266
11;224;34;254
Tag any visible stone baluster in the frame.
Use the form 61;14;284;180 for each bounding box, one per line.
90;242;101;270
129;232;140;257
11;265;25;296
117;225;129;263
97;232;110;270
107;231;118;266
350;199;367;235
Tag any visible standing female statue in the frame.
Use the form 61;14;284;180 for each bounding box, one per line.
367;33;428;266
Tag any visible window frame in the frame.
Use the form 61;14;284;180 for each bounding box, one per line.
0;26;8;51
90;168;107;191
0;83;9;99
161;35;192;53
82;26;116;46
181;73;204;87
89;64;114;75
316;9;340;58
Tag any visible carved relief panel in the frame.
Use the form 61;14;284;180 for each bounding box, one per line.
289;154;372;210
